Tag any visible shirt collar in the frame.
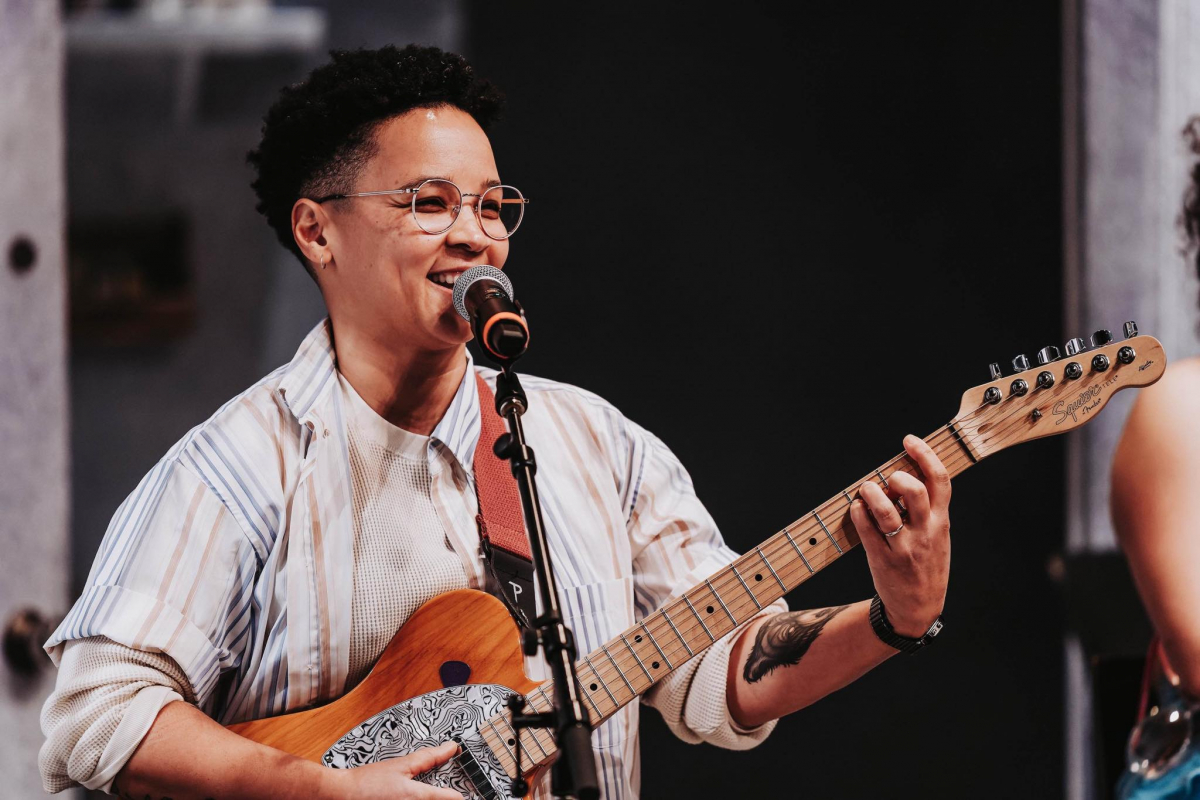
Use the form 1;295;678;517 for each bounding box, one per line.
278;318;338;426
278;317;482;471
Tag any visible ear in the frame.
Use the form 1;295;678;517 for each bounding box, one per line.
292;198;333;269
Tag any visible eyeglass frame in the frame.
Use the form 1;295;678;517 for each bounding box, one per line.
312;179;530;240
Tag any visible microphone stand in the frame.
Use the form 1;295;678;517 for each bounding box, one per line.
490;364;599;800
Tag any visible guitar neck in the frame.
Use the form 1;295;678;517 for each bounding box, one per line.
483;420;981;774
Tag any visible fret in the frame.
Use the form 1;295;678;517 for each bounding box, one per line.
783;529;814;573
507;695;551;758
524;716;550;759
682;595;715;641
662;610;694;656
485;719;517;763
705;578;737;625
730;563;762;609
756;546;787;591
496;715;537;764
947;420;978;463
601;644;636;694
641;622;674;670
583;656;618;707
579;682;603;719
619;633;654;682
875;468;889;490
843;489;855;504
814;512;843;554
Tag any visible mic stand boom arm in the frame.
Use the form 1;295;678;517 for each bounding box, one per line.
492;367;599;800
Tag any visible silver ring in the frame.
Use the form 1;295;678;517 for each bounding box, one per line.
883;522;904;538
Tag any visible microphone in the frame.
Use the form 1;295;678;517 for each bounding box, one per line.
452;265;529;362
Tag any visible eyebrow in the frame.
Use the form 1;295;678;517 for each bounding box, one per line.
395;175;504;191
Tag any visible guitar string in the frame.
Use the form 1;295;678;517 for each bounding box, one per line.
473;423;980;772
474;367;1127;773
518;389;1057;724
475;396;1013;773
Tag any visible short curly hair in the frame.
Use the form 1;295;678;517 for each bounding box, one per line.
248;45;504;274
1183;116;1200;305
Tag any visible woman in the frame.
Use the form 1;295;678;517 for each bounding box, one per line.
39;45;953;799
1113;116;1200;798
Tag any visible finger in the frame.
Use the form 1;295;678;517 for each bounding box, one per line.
904;434;951;510
882;470;930;525
850;498;892;557
396;741;461;778
860;480;905;537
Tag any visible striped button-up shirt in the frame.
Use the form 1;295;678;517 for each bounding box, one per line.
45;319;779;798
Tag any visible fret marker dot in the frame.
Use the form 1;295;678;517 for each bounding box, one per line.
590;683;598;691
754;574;763;581
507;738;515;746
652;661;660;669
634;635;643;643
706;605;714;614
809;537;818;546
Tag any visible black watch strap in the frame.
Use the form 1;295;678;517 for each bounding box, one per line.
869;594;944;654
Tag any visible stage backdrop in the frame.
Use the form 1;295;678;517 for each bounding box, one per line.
469;4;1064;798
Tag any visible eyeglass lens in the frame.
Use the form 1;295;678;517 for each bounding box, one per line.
413;180;525;239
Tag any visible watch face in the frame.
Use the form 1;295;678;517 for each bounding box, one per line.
928;619;944;637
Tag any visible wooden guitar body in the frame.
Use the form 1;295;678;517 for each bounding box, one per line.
229;590;539;798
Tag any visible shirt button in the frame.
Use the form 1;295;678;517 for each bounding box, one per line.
322;429;330;438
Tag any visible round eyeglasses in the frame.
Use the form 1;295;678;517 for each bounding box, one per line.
315;179;529;240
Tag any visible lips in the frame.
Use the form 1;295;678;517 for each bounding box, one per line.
427;270;465;290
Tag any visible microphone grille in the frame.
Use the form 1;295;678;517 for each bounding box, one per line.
452;265;514;322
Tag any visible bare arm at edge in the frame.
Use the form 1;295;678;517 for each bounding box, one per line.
1112;357;1200;695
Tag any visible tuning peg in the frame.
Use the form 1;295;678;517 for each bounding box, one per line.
1036;345;1061;365
1064;337;1087;356
1012;354;1030;372
1124;321;1138;339
1091;329;1113;347
989;363;1002;380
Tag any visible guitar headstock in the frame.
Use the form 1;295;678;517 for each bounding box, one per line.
953;323;1166;461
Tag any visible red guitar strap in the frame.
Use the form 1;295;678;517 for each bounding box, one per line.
473;372;535;625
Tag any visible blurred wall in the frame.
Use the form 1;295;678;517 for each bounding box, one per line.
0;2;69;796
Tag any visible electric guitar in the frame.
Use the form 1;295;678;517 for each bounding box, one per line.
228;326;1166;800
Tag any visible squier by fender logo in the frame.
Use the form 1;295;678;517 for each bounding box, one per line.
1053;373;1121;425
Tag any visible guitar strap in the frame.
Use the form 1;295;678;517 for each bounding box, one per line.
473;372;537;628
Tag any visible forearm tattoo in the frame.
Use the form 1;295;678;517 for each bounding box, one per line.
742;605;848;683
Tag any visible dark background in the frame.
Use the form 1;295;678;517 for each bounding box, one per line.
469;5;1065;798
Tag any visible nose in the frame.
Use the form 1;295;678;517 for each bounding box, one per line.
445;194;491;249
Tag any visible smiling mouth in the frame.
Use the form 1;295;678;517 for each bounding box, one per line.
427;271;463;291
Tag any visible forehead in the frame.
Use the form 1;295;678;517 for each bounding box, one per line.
363;106;499;188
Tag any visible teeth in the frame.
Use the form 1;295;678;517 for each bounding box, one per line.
429;272;460;287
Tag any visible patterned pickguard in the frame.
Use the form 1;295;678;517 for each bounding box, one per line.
322;683;518;800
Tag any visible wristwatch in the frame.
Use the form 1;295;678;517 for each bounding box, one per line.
869;593;944;654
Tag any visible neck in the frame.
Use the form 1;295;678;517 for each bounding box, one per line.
475;419;983;779
330;319;468;436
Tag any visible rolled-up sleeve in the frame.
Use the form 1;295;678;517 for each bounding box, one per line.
623;420;787;749
39;637;192;793
41;457;257;792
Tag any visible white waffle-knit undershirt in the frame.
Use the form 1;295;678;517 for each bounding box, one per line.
340;370;471;689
